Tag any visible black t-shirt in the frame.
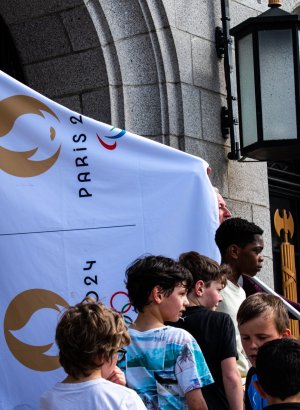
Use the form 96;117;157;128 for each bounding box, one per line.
171;306;238;410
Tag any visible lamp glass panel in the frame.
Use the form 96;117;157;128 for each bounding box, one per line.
238;34;257;147
259;29;296;140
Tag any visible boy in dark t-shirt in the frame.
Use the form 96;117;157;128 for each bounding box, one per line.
171;251;243;410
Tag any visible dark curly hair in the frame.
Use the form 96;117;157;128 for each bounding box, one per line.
56;297;130;379
125;255;192;312
215;217;263;258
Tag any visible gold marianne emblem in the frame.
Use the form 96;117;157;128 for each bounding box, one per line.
0;95;61;177
4;289;68;371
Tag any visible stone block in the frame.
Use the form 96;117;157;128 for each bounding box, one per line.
147;136;164;144
287;1;299;12
166;83;184;136
252;204;273;258
98;0;148;41
228;160;269;207
225;198;252;220
161;0;176;28
101;43;122;86
115;34;158;85
184;137;229;195
0;0;82;23
144;0;188;31
11;15;71;64
85;0;113;47
182;84;202;138
61;6;99;51
54;95;82;113
169;135;180;150
229;1;260;29
171;28;192;84
201;90;230;146
233;0;268;13
123;85;162;136
109;86;125;129
192;37;226;95
175;0;220;41
25;48;108;97
82;88;111;124
155;28;180;83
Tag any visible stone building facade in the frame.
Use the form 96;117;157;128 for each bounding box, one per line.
1;0;300;291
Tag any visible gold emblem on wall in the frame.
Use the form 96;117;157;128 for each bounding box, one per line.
274;209;299;338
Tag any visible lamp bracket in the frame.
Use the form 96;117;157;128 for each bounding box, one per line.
215;27;225;58
221;106;230;137
221;106;238;139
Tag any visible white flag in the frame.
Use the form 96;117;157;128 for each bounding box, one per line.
0;70;219;409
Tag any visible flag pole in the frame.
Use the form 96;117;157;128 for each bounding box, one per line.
251;276;300;321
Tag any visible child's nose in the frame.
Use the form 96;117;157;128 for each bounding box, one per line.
249;339;258;350
183;295;189;306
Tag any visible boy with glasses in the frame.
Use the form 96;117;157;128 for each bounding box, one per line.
40;297;146;409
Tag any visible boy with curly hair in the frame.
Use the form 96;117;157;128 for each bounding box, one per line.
40;297;146;409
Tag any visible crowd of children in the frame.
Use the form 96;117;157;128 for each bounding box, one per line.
40;217;300;410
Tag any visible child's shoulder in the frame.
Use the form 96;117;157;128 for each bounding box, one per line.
164;324;197;344
129;325;196;344
101;378;139;396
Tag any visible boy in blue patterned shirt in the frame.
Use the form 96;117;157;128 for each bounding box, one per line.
119;255;213;410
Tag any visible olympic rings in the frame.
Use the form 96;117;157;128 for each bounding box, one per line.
110;291;132;314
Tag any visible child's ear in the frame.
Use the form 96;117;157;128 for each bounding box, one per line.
282;328;292;338
228;244;240;260
152;286;163;304
253;380;267;399
195;280;205;296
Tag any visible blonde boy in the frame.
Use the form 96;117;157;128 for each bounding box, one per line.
237;293;291;410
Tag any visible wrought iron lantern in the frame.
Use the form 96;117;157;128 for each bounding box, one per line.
230;0;300;160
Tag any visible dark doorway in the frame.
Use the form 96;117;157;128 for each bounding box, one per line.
268;161;300;300
0;14;25;82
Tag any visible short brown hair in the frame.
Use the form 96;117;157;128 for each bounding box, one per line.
56;297;130;379
237;293;289;332
126;255;192;312
179;251;227;287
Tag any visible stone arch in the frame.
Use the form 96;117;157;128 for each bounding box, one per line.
0;0;111;124
86;0;185;147
293;2;300;14
0;0;185;147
